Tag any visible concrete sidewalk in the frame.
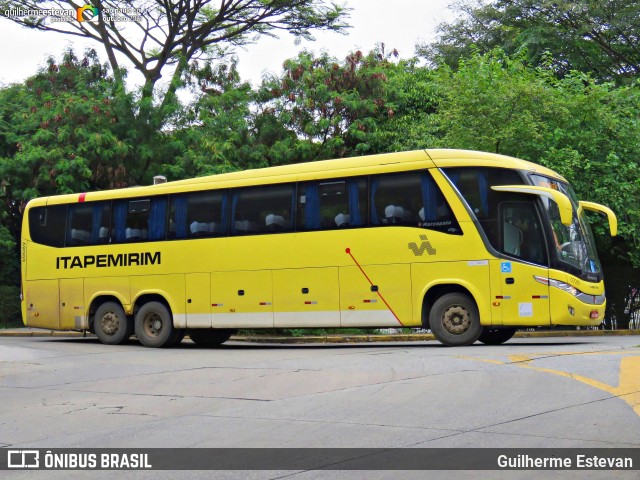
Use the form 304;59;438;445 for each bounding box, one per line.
0;327;638;344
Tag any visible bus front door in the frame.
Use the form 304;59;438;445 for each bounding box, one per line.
490;259;550;327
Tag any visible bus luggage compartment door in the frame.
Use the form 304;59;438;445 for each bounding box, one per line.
211;270;274;328
273;267;340;328
24;279;60;329
186;273;212;328
339;264;411;327
59;278;84;330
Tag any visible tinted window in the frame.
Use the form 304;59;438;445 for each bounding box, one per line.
445;167;525;245
500;202;547;265
169;190;228;239
231;184;295;235
371;171;459;234
28;205;67;247
298;178;367;230
113;196;167;243
67;202;111;245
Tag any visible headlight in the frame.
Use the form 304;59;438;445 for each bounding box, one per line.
534;276;581;297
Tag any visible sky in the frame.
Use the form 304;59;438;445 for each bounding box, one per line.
0;0;455;89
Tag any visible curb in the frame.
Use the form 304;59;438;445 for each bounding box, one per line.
233;329;640;344
0;329;90;337
1;328;638;342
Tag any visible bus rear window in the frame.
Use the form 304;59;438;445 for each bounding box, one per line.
28;205;67;247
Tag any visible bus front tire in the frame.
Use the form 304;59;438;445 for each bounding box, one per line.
429;293;482;347
478;327;516;345
135;301;176;348
94;302;132;345
188;329;234;347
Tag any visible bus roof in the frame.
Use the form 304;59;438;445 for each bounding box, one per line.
36;149;567;206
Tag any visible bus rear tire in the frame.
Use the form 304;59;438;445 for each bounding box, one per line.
478;327;516;345
429;293;482;346
94;301;132;345
188;329;234;347
135;301;176;348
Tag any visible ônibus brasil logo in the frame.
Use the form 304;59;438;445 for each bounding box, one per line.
76;4;99;22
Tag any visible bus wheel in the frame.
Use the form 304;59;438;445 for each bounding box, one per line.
188;329;234;347
94;302;132;345
478;327;516;345
429;293;482;347
135;301;176;348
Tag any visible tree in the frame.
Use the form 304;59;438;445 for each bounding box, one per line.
430;50;640;327
1;0;350;183
0;49;141;294
256;48;400;160
0;50;135;195
164;58;260;178
420;0;640;83
432;50;557;157
248;45;441;164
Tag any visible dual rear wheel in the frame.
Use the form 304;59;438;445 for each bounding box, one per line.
134;301;184;348
94;302;133;345
94;300;233;348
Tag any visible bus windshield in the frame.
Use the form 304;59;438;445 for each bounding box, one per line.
530;174;601;275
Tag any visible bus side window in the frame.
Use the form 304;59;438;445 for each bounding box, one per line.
170;190;228;239
28;205;67;247
371;172;417;226
370;171;459;233
298;178;366;231
231;184;295;235
112;197;167;243
419;172;460;234
67;202;111;246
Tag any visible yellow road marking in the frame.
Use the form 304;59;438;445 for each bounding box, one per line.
457;356;504;365
459;351;640;417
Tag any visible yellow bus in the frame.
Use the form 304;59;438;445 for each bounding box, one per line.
20;149;617;347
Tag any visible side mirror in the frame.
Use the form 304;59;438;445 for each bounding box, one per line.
579;201;618;236
491;185;573;226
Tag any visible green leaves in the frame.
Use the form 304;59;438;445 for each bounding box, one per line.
422;0;640;84
430;48;640;266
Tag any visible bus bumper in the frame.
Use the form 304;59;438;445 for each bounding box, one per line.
551;293;606;326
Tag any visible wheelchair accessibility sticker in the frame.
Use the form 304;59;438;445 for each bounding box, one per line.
501;262;512;273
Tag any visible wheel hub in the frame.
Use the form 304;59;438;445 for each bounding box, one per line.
143;313;163;337
100;312;119;336
442;305;471;335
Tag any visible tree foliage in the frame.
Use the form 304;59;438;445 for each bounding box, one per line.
421;0;640;83
0;1;349;148
170;46;436;177
254;47;401;161
0;50;137;253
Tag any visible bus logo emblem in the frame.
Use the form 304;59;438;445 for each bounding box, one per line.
408;235;436;256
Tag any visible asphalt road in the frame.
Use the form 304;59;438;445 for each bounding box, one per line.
0;335;639;479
